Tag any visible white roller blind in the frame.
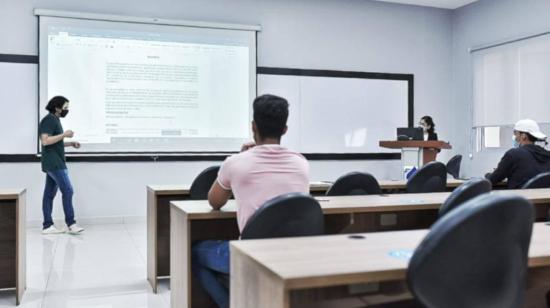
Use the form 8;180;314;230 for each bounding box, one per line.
473;33;550;127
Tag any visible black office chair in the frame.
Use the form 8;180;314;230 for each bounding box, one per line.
189;166;220;200
406;161;447;193
217;193;325;289
446;154;463;179
325;172;382;196
407;194;534;308
522;172;550;189
438;178;492;218
241;192;324;239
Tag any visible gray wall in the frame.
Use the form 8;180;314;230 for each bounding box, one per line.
0;0;453;224
451;0;550;178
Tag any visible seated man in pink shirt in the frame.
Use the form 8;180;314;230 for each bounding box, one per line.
191;94;310;308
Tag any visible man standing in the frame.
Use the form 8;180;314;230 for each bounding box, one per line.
40;96;84;235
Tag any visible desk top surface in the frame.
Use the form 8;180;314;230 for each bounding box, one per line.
171;188;550;219
148;179;468;196
379;140;452;149
0;188;26;200
231;222;550;289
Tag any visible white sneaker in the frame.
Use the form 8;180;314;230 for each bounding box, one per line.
42;225;64;235
67;224;85;235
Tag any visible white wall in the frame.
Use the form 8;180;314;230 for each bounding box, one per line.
451;0;550;178
0;0;453;224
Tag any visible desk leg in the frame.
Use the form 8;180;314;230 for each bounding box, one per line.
170;206;193;308
16;193;26;306
148;193;187;293
231;244;288;308
0;199;17;304
147;190;158;293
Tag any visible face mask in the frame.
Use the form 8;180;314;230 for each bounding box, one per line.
512;135;519;148
60;109;69;118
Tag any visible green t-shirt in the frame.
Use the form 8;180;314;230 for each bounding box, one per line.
39;113;66;172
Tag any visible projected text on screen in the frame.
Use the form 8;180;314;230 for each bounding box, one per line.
39;17;256;153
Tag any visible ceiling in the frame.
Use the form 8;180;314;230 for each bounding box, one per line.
372;0;479;9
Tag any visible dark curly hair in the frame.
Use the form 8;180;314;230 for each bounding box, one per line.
421;115;435;135
45;96;69;113
253;94;289;140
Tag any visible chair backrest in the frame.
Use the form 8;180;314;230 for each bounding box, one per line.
406;161;447;193
407;194;534;308
446;154;463;179
438;178;492;218
325;172;382;196
241;193;324;240
189;166;221;200
522;171;550;189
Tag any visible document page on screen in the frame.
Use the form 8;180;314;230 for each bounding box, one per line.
39;16;257;153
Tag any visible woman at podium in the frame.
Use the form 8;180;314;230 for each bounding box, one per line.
420;116;438;141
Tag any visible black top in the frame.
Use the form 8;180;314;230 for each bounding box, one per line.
39;113;66;172
486;144;550;189
427;132;438;141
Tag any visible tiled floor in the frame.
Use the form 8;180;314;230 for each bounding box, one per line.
0;223;170;308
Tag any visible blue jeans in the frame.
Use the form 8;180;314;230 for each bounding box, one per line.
42;169;76;229
192;240;230;308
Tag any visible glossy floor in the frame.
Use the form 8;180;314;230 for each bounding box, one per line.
0;223;170;308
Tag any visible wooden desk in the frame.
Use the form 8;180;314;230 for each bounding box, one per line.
231;222;550;308
146;182;332;292
147;180;469;292
0;189;26;305
170;189;550;308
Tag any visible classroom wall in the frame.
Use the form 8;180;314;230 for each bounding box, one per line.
0;0;453;224
451;0;550;178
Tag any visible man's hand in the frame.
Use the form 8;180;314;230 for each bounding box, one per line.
72;141;81;149
64;130;74;138
240;142;256;152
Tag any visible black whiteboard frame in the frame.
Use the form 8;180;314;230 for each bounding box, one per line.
258;66;414;131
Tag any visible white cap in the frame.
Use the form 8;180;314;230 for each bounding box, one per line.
514;119;547;140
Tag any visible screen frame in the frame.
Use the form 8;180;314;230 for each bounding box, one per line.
36;12;259;156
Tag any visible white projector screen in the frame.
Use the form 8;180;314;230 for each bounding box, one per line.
38;15;257;153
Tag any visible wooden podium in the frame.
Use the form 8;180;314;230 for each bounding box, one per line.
380;140;452;179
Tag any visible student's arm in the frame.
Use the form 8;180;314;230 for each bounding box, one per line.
208;157;234;210
486;151;514;185
208;181;232;210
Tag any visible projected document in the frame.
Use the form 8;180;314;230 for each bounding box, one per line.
39;17;256;152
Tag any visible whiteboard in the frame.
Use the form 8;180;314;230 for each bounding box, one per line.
0;62;38;154
0;63;410;155
258;74;409;153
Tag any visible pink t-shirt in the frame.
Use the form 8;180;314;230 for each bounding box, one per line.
217;144;310;232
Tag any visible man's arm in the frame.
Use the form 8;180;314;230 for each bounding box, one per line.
41;130;73;146
64;141;81;148
486;151;514;185
208;181;232;210
41;133;65;146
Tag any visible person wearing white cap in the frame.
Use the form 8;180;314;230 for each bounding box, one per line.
486;119;550;189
